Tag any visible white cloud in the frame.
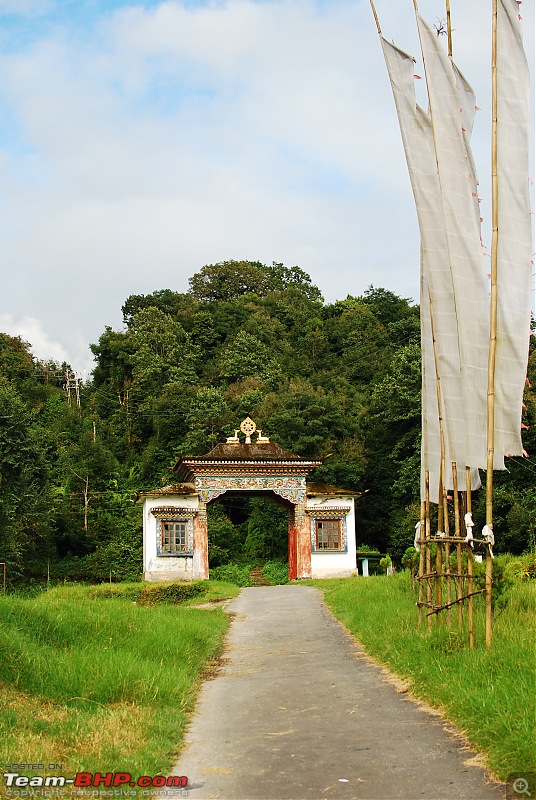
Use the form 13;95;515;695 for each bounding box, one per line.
0;313;87;369
0;0;533;373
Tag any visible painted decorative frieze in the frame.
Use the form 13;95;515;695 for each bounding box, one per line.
195;475;306;504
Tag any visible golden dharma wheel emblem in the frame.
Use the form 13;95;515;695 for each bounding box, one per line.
240;417;256;443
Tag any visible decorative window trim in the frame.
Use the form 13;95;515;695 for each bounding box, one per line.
150;506;197;518
305;506;351;516
156;517;194;557
310;515;347;553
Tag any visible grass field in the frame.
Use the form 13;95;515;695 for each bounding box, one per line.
310;571;536;781
0;582;238;793
1;570;533;792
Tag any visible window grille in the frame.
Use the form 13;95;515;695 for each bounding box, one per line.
161;520;189;554
315;519;341;550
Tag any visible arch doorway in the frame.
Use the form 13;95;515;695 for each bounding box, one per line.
139;418;359;581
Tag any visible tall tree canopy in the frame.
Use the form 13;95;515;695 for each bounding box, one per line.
1;260;534;583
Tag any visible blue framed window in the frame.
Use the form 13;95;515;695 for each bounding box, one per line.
310;515;348;553
156;518;194;557
315;518;341;550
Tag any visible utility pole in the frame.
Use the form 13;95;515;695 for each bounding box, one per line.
64;370;81;409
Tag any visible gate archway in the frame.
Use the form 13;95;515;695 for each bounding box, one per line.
139;418;359;581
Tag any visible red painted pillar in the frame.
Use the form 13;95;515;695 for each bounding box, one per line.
295;500;312;579
193;500;209;580
288;508;297;581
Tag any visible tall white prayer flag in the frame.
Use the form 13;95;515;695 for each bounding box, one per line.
416;14;495;472
494;0;532;457
380;37;481;502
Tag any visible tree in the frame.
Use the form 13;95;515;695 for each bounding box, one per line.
267;263;323;302
324;301;391;383
217;330;281;385
189;261;271;301
129;307;200;391
183;387;232;455
361;285;418;329
243;497;288;560
360;343;422;556
121;289;196;328
0;333;34;382
188;260;323;303
0;381;54;579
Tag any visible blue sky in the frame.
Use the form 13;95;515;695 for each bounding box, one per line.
0;0;533;374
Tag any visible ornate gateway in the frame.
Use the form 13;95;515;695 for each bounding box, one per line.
138;419;358;581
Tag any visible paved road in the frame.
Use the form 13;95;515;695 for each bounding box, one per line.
168;585;504;800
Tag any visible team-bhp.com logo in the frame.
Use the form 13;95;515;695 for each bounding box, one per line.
4;772;188;791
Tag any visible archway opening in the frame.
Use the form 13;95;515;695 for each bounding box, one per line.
206;490;294;580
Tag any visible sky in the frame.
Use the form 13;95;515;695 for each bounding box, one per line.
0;0;533;377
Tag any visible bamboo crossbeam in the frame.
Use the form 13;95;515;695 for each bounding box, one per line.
423;589;485;616
430;535;489;544
418;571;478;581
439;572;474;579
416;571;439;581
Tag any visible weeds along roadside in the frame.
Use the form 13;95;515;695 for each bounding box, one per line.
0;581;238;786
310;566;535;781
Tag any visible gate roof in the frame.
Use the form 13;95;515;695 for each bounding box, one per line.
175;441;321;481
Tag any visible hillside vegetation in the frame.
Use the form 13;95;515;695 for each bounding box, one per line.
1;260;534;583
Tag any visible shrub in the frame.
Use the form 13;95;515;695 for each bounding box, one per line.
137;582;205;606
210;564;253;586
87;583;142;601
402;546;420;576
379;555;393;574
501;552;536;583
262;560;289;585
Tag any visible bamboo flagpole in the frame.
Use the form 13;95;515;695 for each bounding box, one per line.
445;0;452;58
452;461;463;628
418;500;426;626
466;466;475;649
369;0;381;35
485;0;499;650
425;471;432;630
429;292;447;620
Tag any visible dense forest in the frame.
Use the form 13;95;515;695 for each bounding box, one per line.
1;260;534;584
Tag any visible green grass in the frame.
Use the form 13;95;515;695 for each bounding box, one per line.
262;559;289;585
209;563;254;586
308;572;536;781
0;582;238;792
3;572;532;787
